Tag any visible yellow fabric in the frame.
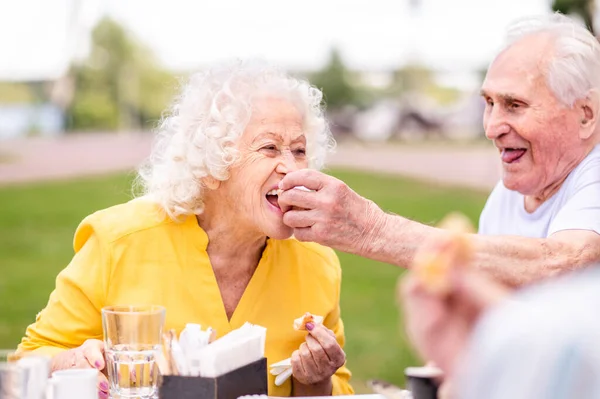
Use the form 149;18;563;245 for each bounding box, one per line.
18;198;353;396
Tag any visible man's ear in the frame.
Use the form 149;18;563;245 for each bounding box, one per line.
201;176;221;190
577;90;600;140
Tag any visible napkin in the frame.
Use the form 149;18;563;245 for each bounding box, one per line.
195;322;266;378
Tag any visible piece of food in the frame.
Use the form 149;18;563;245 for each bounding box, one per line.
293;312;324;330
412;233;472;295
436;211;476;234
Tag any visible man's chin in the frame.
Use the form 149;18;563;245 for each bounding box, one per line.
502;175;534;195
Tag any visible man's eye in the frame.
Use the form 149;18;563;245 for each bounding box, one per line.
261;145;277;151
294;148;306;156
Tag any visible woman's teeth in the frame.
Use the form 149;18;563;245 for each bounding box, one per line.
267;189;278;196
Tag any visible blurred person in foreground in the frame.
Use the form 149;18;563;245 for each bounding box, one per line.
16;60;353;397
400;238;600;399
277;13;600;287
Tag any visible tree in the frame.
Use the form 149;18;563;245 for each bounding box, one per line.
552;0;596;35
309;48;357;110
68;18;176;131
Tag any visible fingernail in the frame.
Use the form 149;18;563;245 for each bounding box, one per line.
99;389;108;399
305;322;314;331
100;381;109;391
94;360;102;369
278;181;283;189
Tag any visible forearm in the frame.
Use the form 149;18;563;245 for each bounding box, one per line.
360;211;594;287
358;210;439;268
471;234;589;286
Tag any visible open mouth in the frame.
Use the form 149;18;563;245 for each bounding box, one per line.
266;189;280;210
501;148;527;164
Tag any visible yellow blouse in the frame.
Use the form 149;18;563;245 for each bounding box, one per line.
17;198;353;396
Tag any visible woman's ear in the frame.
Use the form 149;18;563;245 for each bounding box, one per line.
577;90;600;140
201;176;221;190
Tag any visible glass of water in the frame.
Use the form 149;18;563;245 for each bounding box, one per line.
102;305;166;399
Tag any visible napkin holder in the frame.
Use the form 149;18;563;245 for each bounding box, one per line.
159;357;268;399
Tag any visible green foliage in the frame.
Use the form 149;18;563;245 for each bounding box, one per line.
0;169;487;392
310;48;358;110
0;83;35;103
68;18;177;131
552;0;595;34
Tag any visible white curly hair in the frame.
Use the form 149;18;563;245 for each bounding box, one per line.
499;12;600;107
136;59;335;220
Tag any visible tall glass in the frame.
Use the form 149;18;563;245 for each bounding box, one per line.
102;305;166;399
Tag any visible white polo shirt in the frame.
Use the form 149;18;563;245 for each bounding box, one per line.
478;145;600;238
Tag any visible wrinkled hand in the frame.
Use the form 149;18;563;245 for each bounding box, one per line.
278;169;384;254
291;323;346;395
51;339;109;399
400;268;510;377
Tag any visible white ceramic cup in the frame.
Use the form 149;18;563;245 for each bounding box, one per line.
50;369;98;399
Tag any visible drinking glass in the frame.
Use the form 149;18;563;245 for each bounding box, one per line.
102;305;166;399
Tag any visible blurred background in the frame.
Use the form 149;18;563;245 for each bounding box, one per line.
0;0;596;393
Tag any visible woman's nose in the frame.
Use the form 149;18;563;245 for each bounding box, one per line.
276;151;299;174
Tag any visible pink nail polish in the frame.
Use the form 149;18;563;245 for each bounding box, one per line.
95;360;102;369
306;322;314;331
100;381;109;391
99;390;108;399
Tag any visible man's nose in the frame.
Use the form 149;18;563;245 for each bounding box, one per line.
484;108;510;140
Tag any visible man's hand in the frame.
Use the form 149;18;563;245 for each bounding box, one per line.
399;267;510;376
278;169;385;254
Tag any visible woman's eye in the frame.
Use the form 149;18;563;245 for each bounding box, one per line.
294;148;307;156
261;145;277;151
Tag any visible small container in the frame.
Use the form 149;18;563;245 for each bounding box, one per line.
404;365;443;399
159;357;268;399
50;369;97;399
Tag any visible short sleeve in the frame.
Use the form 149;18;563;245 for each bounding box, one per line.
547;152;600;236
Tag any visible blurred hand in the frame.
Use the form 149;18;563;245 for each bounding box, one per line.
438;379;457;399
278;169;384;254
50;339;109;399
291;323;346;396
400;268;510;377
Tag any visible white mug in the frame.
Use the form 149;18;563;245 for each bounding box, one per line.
49;369;97;399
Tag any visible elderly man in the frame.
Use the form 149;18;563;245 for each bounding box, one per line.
278;13;600;287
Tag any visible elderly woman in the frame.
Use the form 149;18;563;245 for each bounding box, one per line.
17;60;353;397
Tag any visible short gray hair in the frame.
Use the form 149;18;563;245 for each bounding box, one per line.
500;13;600;106
136;59;335;220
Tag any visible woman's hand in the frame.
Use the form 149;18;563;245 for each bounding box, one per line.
50;339;109;399
291;323;346;396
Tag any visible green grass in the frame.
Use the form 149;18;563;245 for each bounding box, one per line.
0;169;487;392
